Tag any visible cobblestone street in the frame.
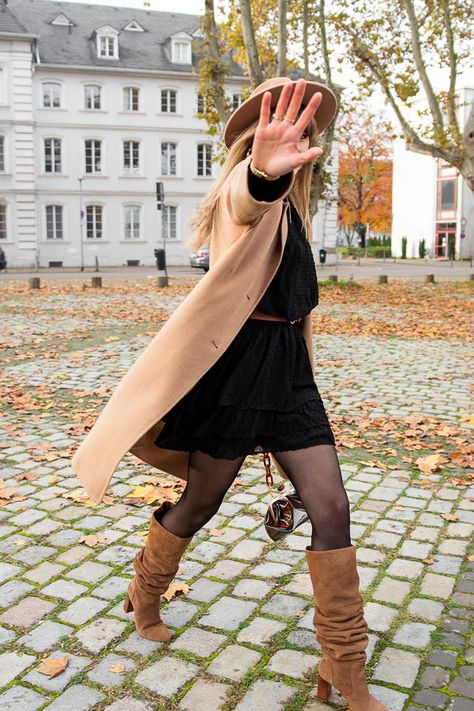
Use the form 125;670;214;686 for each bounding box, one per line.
0;278;473;710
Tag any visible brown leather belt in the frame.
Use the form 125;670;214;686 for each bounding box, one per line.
249;306;303;324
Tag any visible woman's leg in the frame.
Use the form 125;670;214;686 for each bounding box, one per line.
159;449;247;537
271;444;351;550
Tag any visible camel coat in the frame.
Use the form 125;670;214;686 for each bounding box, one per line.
71;153;315;504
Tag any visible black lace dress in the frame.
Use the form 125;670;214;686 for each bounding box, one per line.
153;165;336;458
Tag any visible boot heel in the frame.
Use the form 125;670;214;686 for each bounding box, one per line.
123;595;134;612
317;674;331;701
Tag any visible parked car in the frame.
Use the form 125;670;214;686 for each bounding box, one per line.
189;245;209;272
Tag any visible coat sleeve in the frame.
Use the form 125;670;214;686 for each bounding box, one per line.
223;154;297;226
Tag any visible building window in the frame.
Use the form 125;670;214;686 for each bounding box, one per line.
123;86;139;112
124;205;141;240
123;140;140;174
161;89;176;113
42;82;61;108
84;139;102;174
440;179;456;211
84;84;101;110
197;93;206;114
97;34;118;59
232;93;242;110
51;13;73;27
0;204;6;240
45;205;63;240
161;142;176;176
0;135;4;172
44;138;62;173
86;205;103;239
197;143;212;176
171;40;191;64
123;20;144;32
162;205;177;240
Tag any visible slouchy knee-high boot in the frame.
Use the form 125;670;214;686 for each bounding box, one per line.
305;544;388;711
123;500;194;641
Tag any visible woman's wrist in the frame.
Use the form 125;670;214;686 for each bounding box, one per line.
249;159;282;181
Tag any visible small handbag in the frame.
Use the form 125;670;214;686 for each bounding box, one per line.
261;451;309;541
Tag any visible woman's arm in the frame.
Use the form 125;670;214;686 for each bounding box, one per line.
223;154;295;226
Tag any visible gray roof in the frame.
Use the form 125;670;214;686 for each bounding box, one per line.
4;0;244;75
0;1;30;35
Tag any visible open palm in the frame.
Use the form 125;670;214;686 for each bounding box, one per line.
251;78;323;178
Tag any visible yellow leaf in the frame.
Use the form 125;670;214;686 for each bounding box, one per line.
37;656;69;678
110;664;125;673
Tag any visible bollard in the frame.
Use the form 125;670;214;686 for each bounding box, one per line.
328;274;338;282
29;277;41;289
378;275;388;284
157;276;169;287
425;274;435;283
91;277;102;288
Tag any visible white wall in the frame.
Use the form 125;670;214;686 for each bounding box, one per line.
0;36;37;267
391;137;437;258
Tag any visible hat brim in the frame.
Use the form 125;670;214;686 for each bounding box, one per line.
223;80;338;148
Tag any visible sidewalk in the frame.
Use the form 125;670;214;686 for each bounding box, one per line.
0;257;473;282
0;281;472;710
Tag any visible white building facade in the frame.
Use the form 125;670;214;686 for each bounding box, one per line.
391;86;474;260
0;0;339;269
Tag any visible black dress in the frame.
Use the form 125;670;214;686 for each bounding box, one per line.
154;165;336;459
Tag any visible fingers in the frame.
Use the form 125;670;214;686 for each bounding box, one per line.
283;78;307;122
294;91;323;135
257;91;272;129
273;81;295;121
295;146;323;167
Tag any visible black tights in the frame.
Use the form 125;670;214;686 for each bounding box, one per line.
159;444;351;551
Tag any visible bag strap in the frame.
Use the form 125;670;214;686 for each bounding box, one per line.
262;451;274;491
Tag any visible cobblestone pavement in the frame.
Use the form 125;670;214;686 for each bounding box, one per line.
0;281;473;710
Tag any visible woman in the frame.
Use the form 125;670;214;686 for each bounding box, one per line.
122;77;387;711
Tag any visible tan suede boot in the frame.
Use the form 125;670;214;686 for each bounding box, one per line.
305;544;388;711
123;500;193;641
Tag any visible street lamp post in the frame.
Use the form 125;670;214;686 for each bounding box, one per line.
78;177;85;272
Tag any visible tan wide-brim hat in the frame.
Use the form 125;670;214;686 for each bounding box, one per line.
223;76;338;148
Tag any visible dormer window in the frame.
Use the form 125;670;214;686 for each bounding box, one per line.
123;20;144;32
51;14;73;27
95;26;119;59
170;33;192;64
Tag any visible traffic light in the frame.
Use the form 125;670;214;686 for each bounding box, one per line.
156;181;164;210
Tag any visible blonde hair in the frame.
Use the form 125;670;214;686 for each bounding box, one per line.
185;113;320;253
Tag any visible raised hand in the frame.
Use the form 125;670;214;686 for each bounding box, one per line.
250;78;323;178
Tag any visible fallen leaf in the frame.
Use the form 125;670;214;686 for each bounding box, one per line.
36;656;69;678
110;663;125;673
78;533;109;547
162;581;190;601
14;472;39;481
209;528;224;536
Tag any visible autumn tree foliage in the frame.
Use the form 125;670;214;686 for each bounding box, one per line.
326;0;474;192
338;112;393;247
194;0;342;220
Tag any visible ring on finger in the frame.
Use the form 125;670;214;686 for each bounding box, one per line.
272;112;284;121
283;115;296;124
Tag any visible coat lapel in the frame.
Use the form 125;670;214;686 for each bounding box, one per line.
71;155;315;504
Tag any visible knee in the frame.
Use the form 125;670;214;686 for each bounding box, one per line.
304;489;350;523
